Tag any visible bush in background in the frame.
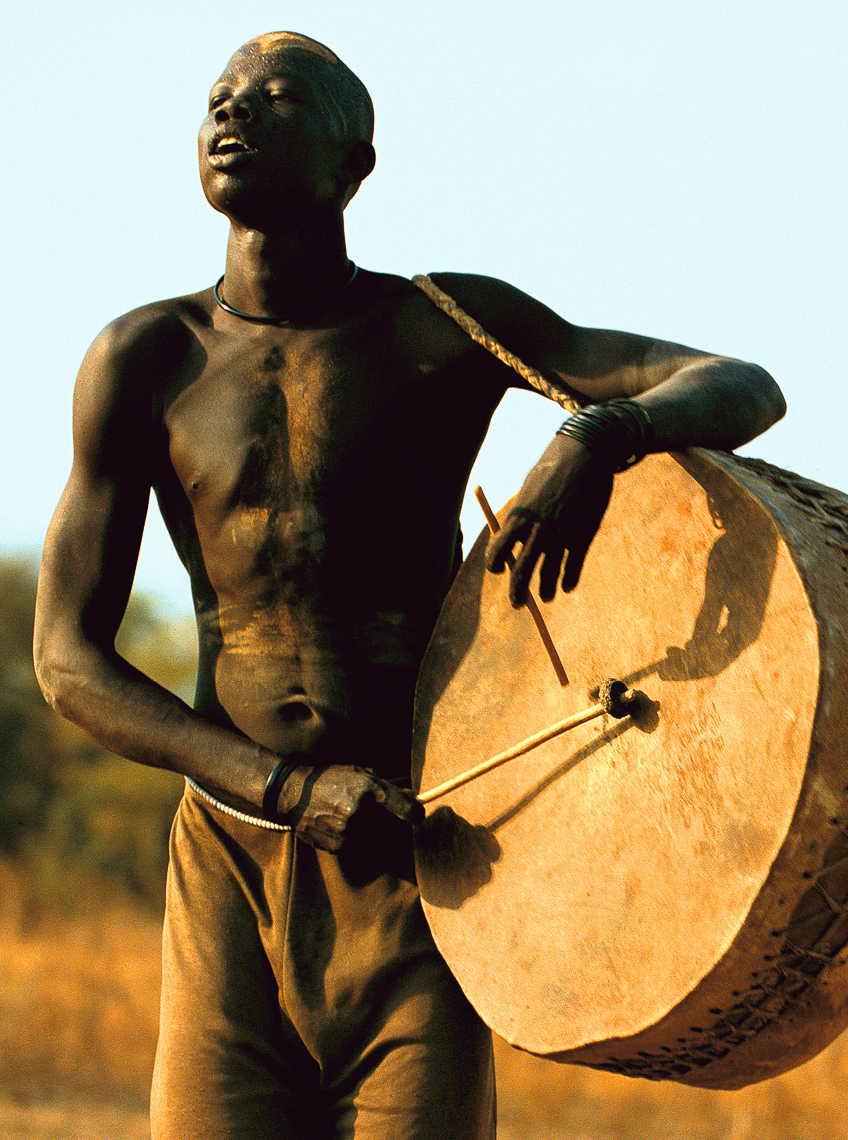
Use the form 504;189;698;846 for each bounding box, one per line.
1;555;194;914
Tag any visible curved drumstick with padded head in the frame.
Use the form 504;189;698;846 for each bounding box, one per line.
418;680;637;804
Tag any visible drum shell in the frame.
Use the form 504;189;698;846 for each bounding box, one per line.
413;450;848;1089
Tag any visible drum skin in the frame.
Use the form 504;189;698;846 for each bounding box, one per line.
412;450;848;1089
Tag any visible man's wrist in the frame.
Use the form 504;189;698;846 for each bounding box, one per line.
556;399;655;473
261;755;305;822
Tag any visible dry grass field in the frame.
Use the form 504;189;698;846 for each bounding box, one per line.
2;861;848;1140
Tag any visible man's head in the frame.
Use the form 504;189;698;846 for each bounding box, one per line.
200;33;375;218
243;33;374;149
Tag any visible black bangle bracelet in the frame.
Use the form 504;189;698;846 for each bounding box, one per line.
556;399;654;473
261;757;302;822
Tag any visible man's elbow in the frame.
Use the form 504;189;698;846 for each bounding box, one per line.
33;632;84;719
746;362;787;435
34;652;69;716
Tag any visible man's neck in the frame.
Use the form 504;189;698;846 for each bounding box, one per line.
220;218;353;323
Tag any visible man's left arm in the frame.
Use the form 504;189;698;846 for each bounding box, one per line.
431;274;786;605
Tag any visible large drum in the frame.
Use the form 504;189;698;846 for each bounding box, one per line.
412;449;848;1090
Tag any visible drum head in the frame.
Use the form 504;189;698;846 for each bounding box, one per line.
412;451;819;1057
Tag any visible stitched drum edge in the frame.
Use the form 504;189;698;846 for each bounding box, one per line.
590;454;848;1081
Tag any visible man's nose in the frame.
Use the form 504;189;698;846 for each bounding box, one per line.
214;96;252;123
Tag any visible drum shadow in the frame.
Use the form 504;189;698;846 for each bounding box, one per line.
416;806;502;910
485;717;637;832
659;473;778;681
621;478;778;687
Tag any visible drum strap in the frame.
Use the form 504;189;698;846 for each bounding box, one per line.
412;274;579;413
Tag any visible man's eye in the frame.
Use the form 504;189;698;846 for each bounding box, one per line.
268;90;300;104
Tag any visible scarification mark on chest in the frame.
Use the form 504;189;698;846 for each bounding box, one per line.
233;380;295;510
222;364;331;595
261;345;285;374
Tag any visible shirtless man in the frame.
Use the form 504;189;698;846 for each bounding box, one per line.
34;31;785;1140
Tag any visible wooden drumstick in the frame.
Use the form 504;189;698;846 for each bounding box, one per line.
474;486;569;686
419;680;636;804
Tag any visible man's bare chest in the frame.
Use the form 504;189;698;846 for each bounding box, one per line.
151;298;504;613
163;332;430;513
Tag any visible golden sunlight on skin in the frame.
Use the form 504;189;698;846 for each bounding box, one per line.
250;32;339;63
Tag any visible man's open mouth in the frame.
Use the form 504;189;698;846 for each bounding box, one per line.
212;136;253;156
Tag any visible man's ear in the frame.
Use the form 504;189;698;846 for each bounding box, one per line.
342;141;376;183
338;141;376;205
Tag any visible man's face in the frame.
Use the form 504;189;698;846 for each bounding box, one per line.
198;43;347;223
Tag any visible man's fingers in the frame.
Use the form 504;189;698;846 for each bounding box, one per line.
538;545;567;603
506;527;545;607
375;779;425;825
560;540;590;593
291;767;426;851
489;516;582;605
309;830;343;853
484;529;514;574
485;513;534;574
560;508;604;592
560;476;614;593
486;511;569;608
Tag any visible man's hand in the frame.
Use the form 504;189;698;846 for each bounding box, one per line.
485;434;614;607
276;764;424;852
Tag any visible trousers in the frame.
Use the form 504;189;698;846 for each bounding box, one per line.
150;782;495;1140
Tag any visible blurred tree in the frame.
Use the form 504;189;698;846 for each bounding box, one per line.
0;554;195;909
0;557;64;855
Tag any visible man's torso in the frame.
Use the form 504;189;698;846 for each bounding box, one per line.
145;271;510;776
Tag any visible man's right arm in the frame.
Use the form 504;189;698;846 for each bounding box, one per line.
34;309;283;809
33;310;419;847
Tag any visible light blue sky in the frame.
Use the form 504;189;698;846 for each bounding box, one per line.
6;0;846;616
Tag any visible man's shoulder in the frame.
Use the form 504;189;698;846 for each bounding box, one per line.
366;269;532;329
408;271;577;369
357;270;574;389
90;290;212;372
73;291;215;432
362;269;520;311
421;272;569;327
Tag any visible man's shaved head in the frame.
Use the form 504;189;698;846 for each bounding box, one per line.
235;32;374;145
